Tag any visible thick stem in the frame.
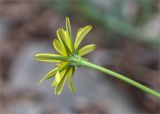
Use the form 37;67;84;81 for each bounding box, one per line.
80;59;160;98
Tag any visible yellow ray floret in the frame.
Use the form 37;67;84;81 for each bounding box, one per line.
74;25;92;50
35;53;61;62
79;44;96;56
53;39;67;56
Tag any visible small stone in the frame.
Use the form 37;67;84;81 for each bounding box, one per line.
93;99;109;114
72;97;92;113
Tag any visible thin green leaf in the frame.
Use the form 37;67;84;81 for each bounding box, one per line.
79;44;96;56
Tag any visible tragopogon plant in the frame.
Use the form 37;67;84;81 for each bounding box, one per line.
35;17;160;98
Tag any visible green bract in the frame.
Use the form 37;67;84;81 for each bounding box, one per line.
35;17;96;95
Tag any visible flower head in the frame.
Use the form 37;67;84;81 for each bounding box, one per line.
35;17;96;95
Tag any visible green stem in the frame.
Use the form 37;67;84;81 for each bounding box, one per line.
80;59;160;98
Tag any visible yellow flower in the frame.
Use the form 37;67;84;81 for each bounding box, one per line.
35;17;96;95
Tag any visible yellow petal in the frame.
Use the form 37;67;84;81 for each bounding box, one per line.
57;29;72;54
64;30;72;52
66;17;74;52
35;53;61;62
53;39;67;56
55;71;61;83
51;63;67;87
39;67;58;84
74;25;92;50
39;62;68;85
77;27;82;33
56;30;64;45
57;62;67;69
55;67;70;95
51;80;57;87
68;67;76;93
51;67;67;87
78;44;96;56
66;17;72;37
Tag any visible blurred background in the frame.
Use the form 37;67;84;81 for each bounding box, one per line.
0;0;160;114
